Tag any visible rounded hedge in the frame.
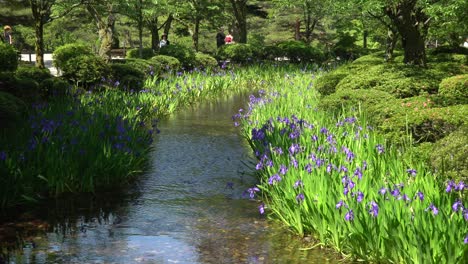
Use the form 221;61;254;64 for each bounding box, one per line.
438;74;468;104
0;91;27;123
0;42;18;72
277;41;324;63
159;44;195;68
53;43;93;70
315;72;349;96
126;48;155;60
193;53;218;69
429;125;468;180
15;66;52;83
149;55;181;72
318;88;395;114
110;63;146;90
217;43;254;63
40;78;70;98
60;55;109;86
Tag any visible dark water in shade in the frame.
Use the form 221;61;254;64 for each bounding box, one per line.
0;93;338;264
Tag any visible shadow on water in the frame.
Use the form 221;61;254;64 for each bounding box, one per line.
0;92;340;264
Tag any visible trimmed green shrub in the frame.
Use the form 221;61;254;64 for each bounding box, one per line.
336;64;442;98
259;45;283;61
110;63;146;90
39;78;70;97
217;43;254;63
0;42;18;72
377;102;467;143
315;72;349;96
60;55;109;86
125;58;153;76
429;125;468;180
11;78;40;102
318;88;395;114
15;65;52;83
149;55;181;72
53;43;93;70
193;53;218;69
126;48;155;60
277;41;323;63
438;74;468;104
0;72;16;92
0;91;27;124
159;44;195;67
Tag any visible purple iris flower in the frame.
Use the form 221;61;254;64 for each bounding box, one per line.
391;188;400;197
464;234;468;244
259;203;265;214
273;147;283;155
376;144;385;154
279;164;288;175
357;191;364;203
446;180;456;192
291;158;298;168
426;204;439;215
326;163;333;173
406;168;417;176
311;134;318;141
320;127;328;134
336;200;345;209
294;180;303;188
255;161;263;170
288;143;301;155
305;163;313;173
354;167;362;180
247;187;260;199
463;209;468;220
268;174;282;185
345;210;354;221
416;191;424;201
296;193;305;204
369;201;379;217
456;181;465;191
0;151;6;161
343;187;350;196
452;200;463;212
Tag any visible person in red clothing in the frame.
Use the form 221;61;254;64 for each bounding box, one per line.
225;31;234;44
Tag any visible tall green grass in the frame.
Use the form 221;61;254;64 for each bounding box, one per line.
236;69;468;263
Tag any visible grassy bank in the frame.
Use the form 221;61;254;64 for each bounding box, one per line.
235;67;467;263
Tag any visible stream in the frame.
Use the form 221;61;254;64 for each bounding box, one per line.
0;93;336;264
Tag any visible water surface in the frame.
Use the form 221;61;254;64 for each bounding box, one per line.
1;93;337;264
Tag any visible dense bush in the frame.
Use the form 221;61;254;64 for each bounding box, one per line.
15;65;52;83
318;88;395;115
53;43;93;70
126;48;155;60
149;55;181;72
0;91;27;125
0;72;16;92
376;101;467;143
429;125;468;180
39;77;70;98
277;41;324;62
193;53;218;69
159;44;196;67
315;72;349;96
438;74;468;104
11;78;40;103
60;55;109;86
0;43;18;72
217;43;254;63
125;58;153;76
258;45;283;61
109;63;146;91
336;64;443;98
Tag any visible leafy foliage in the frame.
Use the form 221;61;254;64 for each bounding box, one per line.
159;44;196;68
126;48;155;60
438;74;468;105
0;43;18;72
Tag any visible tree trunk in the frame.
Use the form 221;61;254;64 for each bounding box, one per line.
193;17;200;52
87;4;115;62
385;1;427;66
294;18;301;40
163;14;173;36
146;16;159;50
385;28;398;61
137;0;143;58
230;0;247;43
33;18;45;69
363;30;368;49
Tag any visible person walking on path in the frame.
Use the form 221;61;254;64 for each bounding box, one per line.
216;27;225;48
3;25;13;45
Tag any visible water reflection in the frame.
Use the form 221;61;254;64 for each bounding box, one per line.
1;93;338;263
